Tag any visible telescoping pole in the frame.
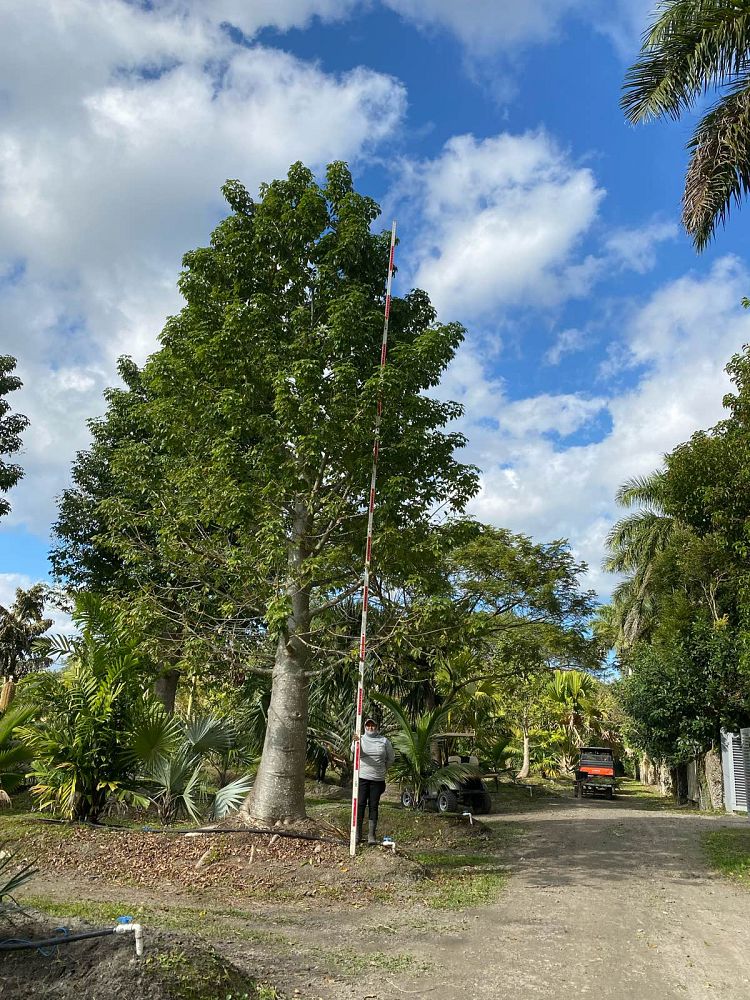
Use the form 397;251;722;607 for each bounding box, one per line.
350;221;397;857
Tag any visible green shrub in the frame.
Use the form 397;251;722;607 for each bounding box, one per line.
21;657;147;821
0;704;34;805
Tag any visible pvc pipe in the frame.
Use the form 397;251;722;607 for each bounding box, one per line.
114;923;143;956
462;811;474;825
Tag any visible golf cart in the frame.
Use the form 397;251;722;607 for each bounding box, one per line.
574;746;617;799
400;732;493;815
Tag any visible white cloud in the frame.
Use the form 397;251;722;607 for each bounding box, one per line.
605;220;679;274
378;0;658;68
545;327;586;366
502;394;607;438
0;1;406;536
596;0;658;59
161;0;357;36
440;257;750;598
402;131;605;321
382;0;581;55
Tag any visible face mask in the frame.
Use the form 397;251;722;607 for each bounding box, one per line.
365;727;377;737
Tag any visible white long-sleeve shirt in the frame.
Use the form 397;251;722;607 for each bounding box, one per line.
353;732;395;781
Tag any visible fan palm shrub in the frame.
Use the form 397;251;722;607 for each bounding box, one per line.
130;710;253;824
373;693;478;807
0;847;36;916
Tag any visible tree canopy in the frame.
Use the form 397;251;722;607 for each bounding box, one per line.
0;584;52;680
0;355;29;520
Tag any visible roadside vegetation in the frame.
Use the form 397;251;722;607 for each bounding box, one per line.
596;348;750;789
703;829;750;885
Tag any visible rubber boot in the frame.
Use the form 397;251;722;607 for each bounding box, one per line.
367;820;377;846
356;819;364;845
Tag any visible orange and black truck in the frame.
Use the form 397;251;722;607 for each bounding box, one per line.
574;746;616;799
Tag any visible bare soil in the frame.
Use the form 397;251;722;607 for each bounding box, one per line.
4;785;750;999
0;919;264;999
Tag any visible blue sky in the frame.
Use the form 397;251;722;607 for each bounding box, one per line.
2;0;750;625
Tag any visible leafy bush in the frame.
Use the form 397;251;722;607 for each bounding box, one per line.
18;595;252;825
21;657;147;821
0;705;34;806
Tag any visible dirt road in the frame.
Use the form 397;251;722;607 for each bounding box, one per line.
269;791;749;1000
368;794;750;1000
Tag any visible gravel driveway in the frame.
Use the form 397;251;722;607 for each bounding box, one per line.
392;794;750;1000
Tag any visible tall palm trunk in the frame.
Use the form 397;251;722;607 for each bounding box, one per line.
242;503;311;822
0;678;16;711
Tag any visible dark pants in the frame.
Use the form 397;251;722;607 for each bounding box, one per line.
357;779;386;827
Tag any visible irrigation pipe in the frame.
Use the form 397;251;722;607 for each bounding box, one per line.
350;220;397;858
35;817;347;845
0;923;143;956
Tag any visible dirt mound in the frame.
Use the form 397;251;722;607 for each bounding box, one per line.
0;918;266;1000
19;822;423;901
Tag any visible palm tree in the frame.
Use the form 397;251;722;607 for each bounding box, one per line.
545;669;600;771
604;471;680;648
0;584;52;682
372;693;477;808
622;1;750;249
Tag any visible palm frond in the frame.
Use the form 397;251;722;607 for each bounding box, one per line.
0;744;33;772
371;692;421;761
614;471;667;510
184;715;235;756
622;1;750;124
0;848;37;910
604;511;677;573
0;704;35;745
129;707;183;766
683;78;750;248
211;775;254;819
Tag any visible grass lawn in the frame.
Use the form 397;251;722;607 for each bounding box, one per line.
703;828;750;884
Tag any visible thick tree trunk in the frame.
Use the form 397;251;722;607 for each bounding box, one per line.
673;762;688;804
704;746;724;809
154;669;180;714
241;504;312;823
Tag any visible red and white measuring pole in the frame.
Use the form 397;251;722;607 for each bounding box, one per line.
350;220;397;857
